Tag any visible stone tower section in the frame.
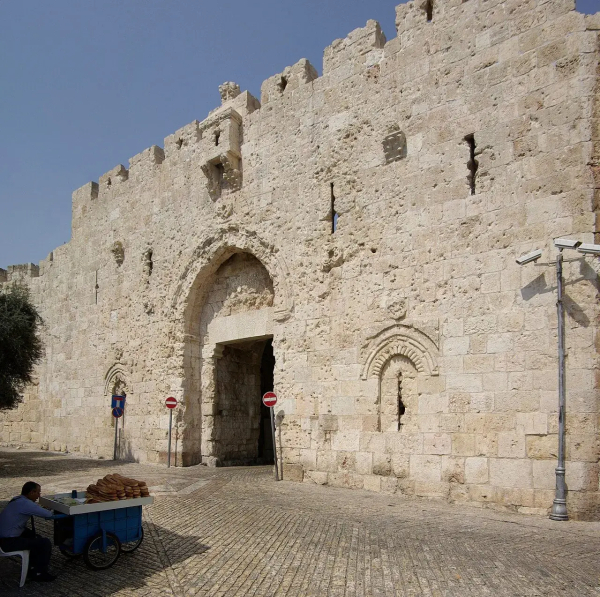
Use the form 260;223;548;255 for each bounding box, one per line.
2;0;600;520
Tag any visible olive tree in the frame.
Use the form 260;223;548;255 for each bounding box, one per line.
0;283;43;410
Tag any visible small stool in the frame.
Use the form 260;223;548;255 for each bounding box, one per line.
0;546;30;587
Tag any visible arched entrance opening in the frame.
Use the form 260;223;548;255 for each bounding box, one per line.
181;250;277;466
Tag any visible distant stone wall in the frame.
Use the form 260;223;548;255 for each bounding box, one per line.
2;0;600;519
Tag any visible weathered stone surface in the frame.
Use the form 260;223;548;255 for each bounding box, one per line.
465;457;490;485
1;0;599;520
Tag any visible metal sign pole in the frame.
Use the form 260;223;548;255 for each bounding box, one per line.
270;406;279;481
278;418;283;481
113;416;119;461
167;408;173;468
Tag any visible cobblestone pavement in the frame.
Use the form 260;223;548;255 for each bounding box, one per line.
1;448;599;596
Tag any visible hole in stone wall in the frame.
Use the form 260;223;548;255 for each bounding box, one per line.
176;138;183;149
465;133;478;195
144;248;153;280
278;76;288;93
330;183;338;233
215;162;225;188
214;130;220;146
397;372;406;429
424;0;433;21
106;177;112;188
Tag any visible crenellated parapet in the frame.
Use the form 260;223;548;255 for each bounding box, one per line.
67;0;593;244
0;263;40;287
69;84;263;232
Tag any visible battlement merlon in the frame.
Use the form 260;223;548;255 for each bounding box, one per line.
587;13;600;29
71;181;99;237
129;145;165;181
322;20;385;77
261;59;318;105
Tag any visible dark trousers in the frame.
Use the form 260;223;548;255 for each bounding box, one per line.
0;528;52;574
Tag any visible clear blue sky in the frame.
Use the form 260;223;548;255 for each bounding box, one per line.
0;0;597;270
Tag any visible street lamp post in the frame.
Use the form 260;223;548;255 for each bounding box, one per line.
516;238;600;521
550;249;568;521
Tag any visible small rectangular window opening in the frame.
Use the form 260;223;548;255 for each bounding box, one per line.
465;134;478;195
425;0;433;22
330;183;338;233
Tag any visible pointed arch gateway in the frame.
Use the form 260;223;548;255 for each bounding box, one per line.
170;225;293;466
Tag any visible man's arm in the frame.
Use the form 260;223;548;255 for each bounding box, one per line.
21;499;54;519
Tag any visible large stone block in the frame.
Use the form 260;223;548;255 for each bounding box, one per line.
441;456;465;484
283;463;304;482
489;458;533;488
423;433;452;455
452;433;476;456
497;432;526;458
465;457;489;484
410;455;442;483
526;435;558;459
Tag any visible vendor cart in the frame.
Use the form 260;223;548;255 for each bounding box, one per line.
40;492;154;570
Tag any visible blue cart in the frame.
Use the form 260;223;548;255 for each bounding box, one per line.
40;492;153;570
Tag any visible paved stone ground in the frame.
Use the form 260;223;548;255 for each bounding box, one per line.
1;448;599;596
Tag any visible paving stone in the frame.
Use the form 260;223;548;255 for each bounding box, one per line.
1;448;599;596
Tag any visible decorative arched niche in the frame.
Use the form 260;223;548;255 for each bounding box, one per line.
361;324;439;432
104;363;129;398
104;363;129;438
362;324;439;380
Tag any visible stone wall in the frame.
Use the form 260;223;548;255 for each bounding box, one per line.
1;0;600;519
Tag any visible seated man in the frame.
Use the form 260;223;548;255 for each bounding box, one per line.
0;481;56;582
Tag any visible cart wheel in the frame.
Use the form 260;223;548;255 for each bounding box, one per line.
83;531;121;570
121;526;144;553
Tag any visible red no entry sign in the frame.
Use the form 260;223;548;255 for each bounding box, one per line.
165;397;177;409
262;392;277;408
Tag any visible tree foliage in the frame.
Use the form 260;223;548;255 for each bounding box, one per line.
0;283;43;410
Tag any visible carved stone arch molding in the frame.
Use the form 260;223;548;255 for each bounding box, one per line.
361;324;439;380
104;363;129;396
171;223;294;327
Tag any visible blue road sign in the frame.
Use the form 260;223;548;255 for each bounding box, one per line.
111;394;126;409
112;406;123;418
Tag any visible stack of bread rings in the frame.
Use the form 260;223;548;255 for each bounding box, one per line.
85;473;150;503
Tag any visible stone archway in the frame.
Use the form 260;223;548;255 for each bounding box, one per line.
171;226;288;466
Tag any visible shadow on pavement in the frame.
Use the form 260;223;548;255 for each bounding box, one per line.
0;450;126;478
0;520;210;595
